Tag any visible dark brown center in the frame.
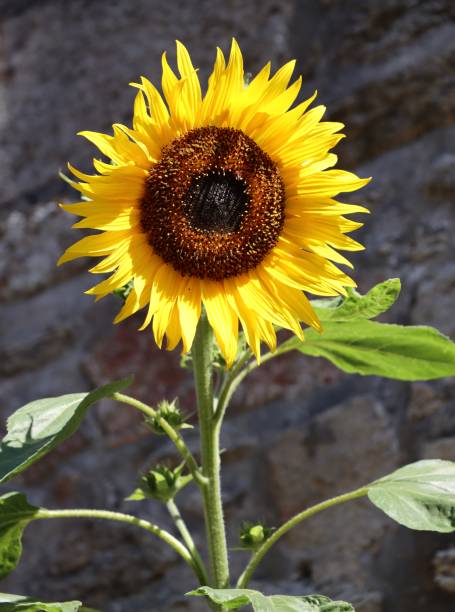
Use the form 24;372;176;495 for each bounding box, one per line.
184;170;249;233
140;126;285;281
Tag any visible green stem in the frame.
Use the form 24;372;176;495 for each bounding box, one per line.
237;486;369;588
166;499;209;585
192;314;230;588
35;508;194;571
214;350;252;424
112;392;206;487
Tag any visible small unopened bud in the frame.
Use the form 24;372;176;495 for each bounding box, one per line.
146;399;189;435
126;462;192;503
239;521;274;550
142;466;178;502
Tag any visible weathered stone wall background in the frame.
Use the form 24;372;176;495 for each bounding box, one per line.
1;1;455;610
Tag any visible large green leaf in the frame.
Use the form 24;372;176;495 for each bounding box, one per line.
188;587;354;611
368;460;455;532
0;593;82;611
0;493;38;579
0;378;132;484
285;320;455;380
312;279;401;322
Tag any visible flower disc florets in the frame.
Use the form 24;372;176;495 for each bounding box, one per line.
140;126;285;281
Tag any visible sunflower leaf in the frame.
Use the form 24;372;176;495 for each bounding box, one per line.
311;278;401;322
187;587;355;611
0;378;132;483
0;592;83;611
286;320;455;380
368;460;455;532
0;493;39;579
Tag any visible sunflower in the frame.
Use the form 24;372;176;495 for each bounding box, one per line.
58;40;369;367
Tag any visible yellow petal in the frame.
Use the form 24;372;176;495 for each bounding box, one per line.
114;275;150;324
165;304;182;351
259;268;321;332
86;262;133;300
224;279;277;360
57;231;132;265
146;264;184;345
72;208;139;231
202;279;238;367
178;278;202;353
78;131;124;164
176;40;202;120
200;47;226;123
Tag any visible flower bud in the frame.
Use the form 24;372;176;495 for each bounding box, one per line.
239;521;274;550
146;399;188;435
140;465;186;502
126;463;192;503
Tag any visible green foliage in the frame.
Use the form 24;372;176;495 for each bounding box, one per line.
368;460;455;532
0;378;132;484
0;493;38;579
188;588;354;611
0;592;82;611
288;278;455;380
285;320;455;380
312;279;401;321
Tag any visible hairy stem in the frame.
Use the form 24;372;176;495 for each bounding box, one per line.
237;487;369;588
35;508;196;572
112;392;206;486
214;349;252;424
166;499;209;585
192;314;230;589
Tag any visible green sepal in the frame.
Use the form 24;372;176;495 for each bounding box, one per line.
312;278;401;321
285;320;455;380
244;72;253;86
368;459;455;532
179;353;192;370
126;463;192;503
0;377;132;484
0;592;83;611
0;493;39;579
113;280;134;302
187;587;355;611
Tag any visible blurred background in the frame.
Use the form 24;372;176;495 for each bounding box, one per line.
1;0;455;610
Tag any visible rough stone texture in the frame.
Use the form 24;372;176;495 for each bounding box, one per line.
434;548;455;594
1;1;455;611
0;0;293;208
267;397;399;589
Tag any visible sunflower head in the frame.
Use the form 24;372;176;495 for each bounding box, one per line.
58;39;370;367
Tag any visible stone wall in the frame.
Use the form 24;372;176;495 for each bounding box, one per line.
1;1;455;610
